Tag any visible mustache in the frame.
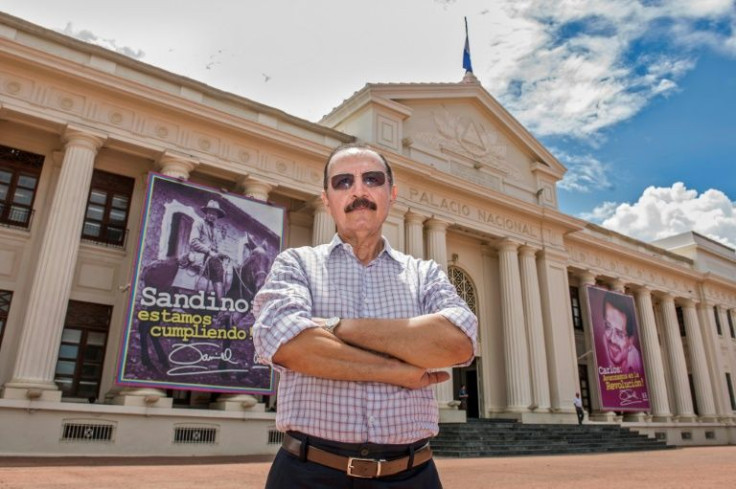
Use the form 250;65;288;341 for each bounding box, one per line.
345;197;377;213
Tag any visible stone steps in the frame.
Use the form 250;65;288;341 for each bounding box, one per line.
432;419;671;457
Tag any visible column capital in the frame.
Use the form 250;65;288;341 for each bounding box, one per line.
633;284;651;295
237;175;275;201
62;126;107;151
680;298;697;309
425;217;450;231
518;244;539;257
310;196;327;211
610;278;626;293
405;208;430;224
498;238;521;252
660;293;675;304
577;270;596;285
156;151;198;179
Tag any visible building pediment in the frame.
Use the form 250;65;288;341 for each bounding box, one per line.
321;78;566;208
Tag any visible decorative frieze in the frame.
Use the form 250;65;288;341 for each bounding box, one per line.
567;244;697;297
0;68;324;192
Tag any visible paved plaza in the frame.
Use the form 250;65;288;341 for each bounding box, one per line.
0;446;734;489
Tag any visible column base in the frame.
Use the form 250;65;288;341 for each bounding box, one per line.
650;414;673;423
210;394;264;411
674;414;698;423
589;411;620;423
623;412;648;422
696;415;719;423
439;404;467;423
2;382;62;402
110;388;173;408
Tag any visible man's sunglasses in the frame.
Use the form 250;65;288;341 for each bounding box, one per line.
330;171;387;191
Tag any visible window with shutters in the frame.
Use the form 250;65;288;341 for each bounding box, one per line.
0;144;44;229
54;301;112;400
82;170;134;247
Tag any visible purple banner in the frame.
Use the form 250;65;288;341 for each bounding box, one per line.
587;286;650;411
116;174;284;394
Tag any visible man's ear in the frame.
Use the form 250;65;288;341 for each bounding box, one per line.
390;185;398;204
321;190;331;212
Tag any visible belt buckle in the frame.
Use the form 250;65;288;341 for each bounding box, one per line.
347;456;384;478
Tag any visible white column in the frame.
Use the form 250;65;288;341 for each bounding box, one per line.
697;303;732;421
238;176;274;202
404;210;426;259
311;197;335;245
3;128;105;401
715;306;736;422
660;294;695;420
535;250;577;416
518;245;550;411
498;239;531;412
682;300;717;420
479;244;498;416
425;218;455;412
634;287;672;420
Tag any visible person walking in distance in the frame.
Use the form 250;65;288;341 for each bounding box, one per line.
574;392;585;425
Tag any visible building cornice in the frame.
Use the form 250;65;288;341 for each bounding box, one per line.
0;12;352;150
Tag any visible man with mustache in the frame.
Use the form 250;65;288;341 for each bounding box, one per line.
602;292;642;374
253;143;478;488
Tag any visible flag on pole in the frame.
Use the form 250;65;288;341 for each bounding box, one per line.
463;17;473;73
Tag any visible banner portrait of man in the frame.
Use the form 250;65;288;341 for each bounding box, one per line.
117;174;284;394
587;286;650;411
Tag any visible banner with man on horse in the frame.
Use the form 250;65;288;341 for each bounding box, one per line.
117;174;284;394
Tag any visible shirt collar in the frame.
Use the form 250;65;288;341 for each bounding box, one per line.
327;234;403;265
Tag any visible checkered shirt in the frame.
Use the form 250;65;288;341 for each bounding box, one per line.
252;235;478;444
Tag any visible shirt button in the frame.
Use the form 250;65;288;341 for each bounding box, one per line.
360;447;370;457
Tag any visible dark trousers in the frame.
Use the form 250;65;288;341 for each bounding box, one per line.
264;433;443;489
575;406;584;425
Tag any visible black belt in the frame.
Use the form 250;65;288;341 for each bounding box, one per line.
281;433;433;479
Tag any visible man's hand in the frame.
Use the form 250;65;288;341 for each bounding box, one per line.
383;355;451;389
404;369;450;390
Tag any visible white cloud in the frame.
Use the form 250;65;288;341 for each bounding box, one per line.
61;22;144;59
595;182;736;249
481;0;736;138
579;201;619;221
556;150;613;193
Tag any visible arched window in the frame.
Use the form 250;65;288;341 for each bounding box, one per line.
448;266;477;316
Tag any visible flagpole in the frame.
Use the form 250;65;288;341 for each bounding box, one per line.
463;16;473;74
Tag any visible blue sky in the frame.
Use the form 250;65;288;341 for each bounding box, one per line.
2;0;736;248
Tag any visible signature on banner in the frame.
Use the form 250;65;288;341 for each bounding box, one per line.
166;342;249;376
619;389;645;406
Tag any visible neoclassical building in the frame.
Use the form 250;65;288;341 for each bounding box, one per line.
0;13;734;456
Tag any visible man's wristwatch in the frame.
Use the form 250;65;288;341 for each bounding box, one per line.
323;316;341;335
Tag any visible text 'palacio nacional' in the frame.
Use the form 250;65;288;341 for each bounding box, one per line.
1;12;735;457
